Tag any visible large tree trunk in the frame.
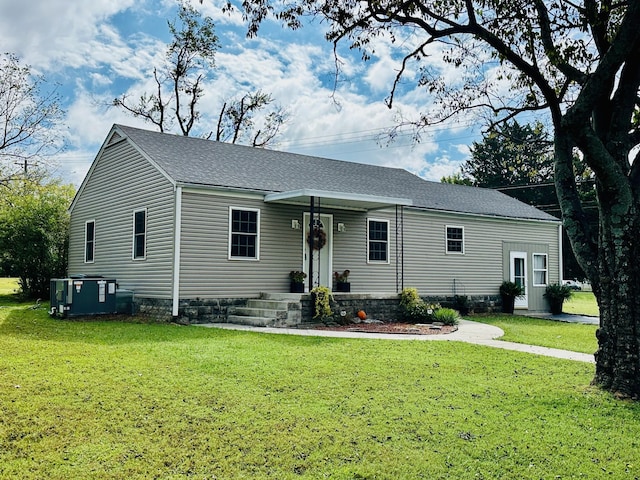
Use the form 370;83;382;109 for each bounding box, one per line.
592;193;640;398
555;126;640;399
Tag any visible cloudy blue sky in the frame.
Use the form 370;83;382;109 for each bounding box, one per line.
0;0;486;186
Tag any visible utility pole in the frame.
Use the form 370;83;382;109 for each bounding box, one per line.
14;159;32;175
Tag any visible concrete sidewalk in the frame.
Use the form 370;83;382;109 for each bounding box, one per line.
196;319;595;364
522;312;599;325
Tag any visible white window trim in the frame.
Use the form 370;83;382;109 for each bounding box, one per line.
367;218;390;264
228;206;261;261
84;219;95;264
532;253;549;286
445;225;465;254
132;208;147;261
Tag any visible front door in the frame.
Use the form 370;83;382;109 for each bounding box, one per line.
303;213;333;290
510;251;528;309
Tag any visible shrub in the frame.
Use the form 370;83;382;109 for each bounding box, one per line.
433;308;460;326
399;288;441;323
311;286;333;319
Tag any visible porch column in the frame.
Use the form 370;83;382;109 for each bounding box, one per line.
308;195;315;292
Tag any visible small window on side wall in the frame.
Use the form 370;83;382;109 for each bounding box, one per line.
85;220;95;263
446;226;464;254
133;209;147;260
533;253;548;286
229;207;260;260
368;219;389;263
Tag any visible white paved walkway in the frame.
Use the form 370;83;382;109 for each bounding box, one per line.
196;319;595;364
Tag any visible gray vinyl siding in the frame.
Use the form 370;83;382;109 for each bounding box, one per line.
179;194;559;300
179;191;306;298
68;139;175;298
331;210;399;292
503;241;555;312
400;208;560;298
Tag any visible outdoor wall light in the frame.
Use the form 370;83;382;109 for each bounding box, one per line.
291;219;301;230
337;223;346;232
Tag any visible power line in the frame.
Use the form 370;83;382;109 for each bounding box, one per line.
274;119;479;151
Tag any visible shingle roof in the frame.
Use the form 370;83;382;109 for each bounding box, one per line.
115;124;559;222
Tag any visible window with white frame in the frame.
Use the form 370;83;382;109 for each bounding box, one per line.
229;207;260;260
446;226;464;254
85;220;95;263
133;209;147;260
533;253;548;286
368;219;389;263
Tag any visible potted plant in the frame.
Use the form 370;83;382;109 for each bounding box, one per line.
544;283;573;315
289;271;306;293
500;281;524;314
334;270;351;292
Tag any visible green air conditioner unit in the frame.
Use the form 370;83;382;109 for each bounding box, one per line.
50;276;118;317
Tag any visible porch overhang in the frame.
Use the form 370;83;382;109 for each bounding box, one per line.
264;189;413;211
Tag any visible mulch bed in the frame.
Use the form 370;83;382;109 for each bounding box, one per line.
314;321;458;335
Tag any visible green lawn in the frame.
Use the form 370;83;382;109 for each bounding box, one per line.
2;299;639;479
472;313;598;354
564;291;600;316
0;277;19;296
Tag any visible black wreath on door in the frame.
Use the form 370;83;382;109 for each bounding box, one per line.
307;227;327;250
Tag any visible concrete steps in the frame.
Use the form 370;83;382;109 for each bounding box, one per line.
227;293;303;327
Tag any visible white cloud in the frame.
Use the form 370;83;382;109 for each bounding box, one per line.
0;0;483;187
419;155;465;181
0;0;142;69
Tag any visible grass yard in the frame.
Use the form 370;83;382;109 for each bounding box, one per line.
0;277;19;298
1;296;639;479
472;314;598;354
564;291;600;316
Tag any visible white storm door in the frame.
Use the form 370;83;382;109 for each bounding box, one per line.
303;213;333;290
510;251;528;309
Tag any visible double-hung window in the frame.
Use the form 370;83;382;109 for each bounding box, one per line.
85;220;95;263
368;219;389;263
446;226;464;254
229;207;260;260
533;253;548;286
133;209;147;260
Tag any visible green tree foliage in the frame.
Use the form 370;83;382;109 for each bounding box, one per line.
0;53;64;183
114;3;287;146
465;121;554;192
234;0;640;398
453;121;595;280
0;180;75;298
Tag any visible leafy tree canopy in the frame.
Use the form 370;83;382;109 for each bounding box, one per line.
0;180;75;298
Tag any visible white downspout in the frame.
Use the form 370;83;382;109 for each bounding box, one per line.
172;186;183;317
558;224;564;282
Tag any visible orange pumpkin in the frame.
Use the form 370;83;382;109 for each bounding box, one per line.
357;310;367;320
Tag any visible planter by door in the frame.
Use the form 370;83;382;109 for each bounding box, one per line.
290;282;305;293
336;282;351;293
501;294;516;314
548;298;564;315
